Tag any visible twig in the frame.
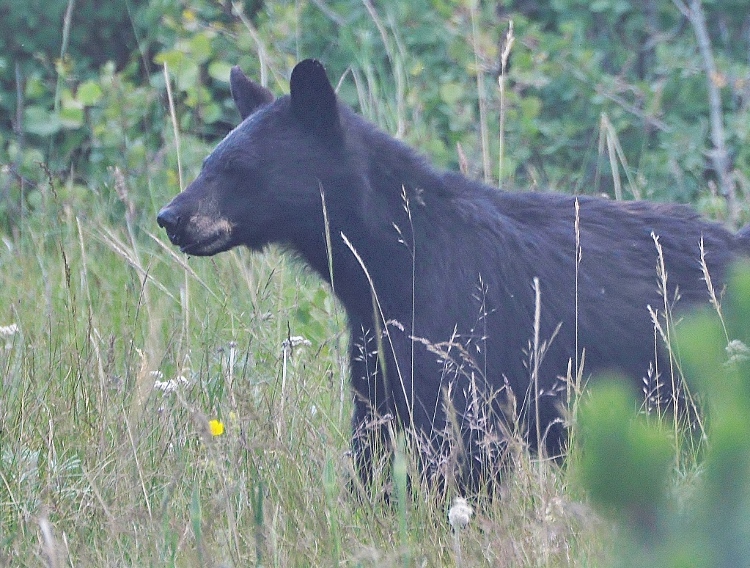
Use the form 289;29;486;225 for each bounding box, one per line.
673;0;737;224
469;0;491;183
498;21;514;188
163;63;183;191
54;0;77;114
562;60;671;133
232;2;271;86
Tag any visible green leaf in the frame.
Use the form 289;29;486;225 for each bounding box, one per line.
590;0;610;12
439;82;463;106
24;76;46;100
77;80;103;106
189;32;213;64
154;49;185;69
26;189;42;210
208;61;233;83
59;106;84;129
174;60;200;92
23;106;61;136
576;379;672;539
202;103;222;124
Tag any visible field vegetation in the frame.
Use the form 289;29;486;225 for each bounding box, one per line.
1;0;749;566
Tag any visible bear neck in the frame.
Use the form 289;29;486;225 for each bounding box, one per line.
295;113;447;329
358;117;448;202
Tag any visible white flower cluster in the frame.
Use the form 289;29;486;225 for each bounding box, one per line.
152;370;189;393
448;496;474;530
282;335;312;353
0;323;19;337
1;323;18;349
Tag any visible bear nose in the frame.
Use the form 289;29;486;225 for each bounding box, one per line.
157;206;180;232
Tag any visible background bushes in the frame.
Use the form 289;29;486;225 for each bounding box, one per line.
1;0;748;232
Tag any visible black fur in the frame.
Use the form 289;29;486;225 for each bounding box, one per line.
158;59;750;489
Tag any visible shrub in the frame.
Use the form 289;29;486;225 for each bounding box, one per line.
576;261;750;567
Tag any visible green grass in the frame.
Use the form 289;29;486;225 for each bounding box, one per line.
0;164;614;566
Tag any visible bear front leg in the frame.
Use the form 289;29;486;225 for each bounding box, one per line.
350;396;393;495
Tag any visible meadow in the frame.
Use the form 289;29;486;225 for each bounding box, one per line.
0;165;608;565
2;1;749;566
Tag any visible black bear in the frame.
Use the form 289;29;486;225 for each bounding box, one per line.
158;59;750;490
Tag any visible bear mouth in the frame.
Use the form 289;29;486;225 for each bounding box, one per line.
177;232;233;256
174;216;234;256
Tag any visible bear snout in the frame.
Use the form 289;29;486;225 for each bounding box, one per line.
157;206;182;244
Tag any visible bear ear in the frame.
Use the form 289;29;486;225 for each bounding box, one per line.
290;59;339;133
230;66;274;120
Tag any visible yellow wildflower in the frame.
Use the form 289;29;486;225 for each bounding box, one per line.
208;419;225;436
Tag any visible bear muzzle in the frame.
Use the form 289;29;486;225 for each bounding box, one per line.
156;205;184;246
157;204;234;256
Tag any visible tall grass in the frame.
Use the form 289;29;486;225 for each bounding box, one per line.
0;171;609;566
0;87;612;566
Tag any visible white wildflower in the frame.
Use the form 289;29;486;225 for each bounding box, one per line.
726;339;750;366
0;323;19;337
282;335;312;353
448;496;473;530
153;373;189;393
1;323;18;350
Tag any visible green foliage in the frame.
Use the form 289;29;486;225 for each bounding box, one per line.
1;0;749;231
577;262;750;567
576;380;673;543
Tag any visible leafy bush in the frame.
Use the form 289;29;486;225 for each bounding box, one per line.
1;0;749;231
576;261;750;567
